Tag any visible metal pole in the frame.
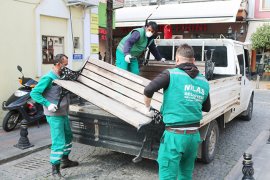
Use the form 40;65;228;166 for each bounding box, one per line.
106;0;113;64
256;74;260;89
14;119;34;149
242;153;255;180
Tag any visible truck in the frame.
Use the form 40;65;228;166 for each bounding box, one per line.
57;39;254;164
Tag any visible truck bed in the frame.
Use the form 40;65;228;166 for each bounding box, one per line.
56;59;241;161
69;102;160;160
56;59;240;129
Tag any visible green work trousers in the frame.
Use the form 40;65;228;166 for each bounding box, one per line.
157;130;201;180
116;50;140;75
46;116;73;165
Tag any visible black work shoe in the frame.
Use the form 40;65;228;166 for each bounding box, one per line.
52;164;63;179
61;155;79;169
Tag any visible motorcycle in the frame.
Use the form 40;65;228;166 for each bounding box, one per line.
2;65;44;132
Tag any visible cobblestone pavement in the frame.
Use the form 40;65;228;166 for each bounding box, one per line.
0;144;158;180
0;90;269;180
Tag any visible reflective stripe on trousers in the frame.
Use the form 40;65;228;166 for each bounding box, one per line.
46;115;73;165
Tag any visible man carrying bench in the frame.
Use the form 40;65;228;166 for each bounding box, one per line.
143;44;211;180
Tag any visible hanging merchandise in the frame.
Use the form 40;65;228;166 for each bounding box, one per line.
164;24;172;39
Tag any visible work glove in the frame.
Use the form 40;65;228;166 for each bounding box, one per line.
144;106;155;118
48;103;58;112
161;58;166;62
124;54;132;63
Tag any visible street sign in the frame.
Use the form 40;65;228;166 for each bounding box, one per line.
73;54;83;61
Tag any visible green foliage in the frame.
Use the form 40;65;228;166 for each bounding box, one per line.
251;23;270;50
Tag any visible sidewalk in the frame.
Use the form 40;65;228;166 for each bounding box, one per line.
251;80;270;90
0;122;51;165
225;130;270;180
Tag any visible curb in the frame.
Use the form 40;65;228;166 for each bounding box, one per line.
0;140;51;166
254;89;270;91
225;130;269;180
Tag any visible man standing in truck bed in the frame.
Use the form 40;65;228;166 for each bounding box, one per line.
116;21;165;75
143;44;211;179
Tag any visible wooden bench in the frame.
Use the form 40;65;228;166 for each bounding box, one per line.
54;59;163;130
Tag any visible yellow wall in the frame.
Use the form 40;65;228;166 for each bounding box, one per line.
0;1;38;124
40;15;68;74
0;2;85;125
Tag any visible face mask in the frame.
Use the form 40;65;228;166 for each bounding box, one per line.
146;31;153;38
59;64;66;76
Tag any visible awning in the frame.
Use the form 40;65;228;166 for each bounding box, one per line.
116;0;242;27
245;21;268;43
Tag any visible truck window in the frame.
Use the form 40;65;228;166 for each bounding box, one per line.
237;54;245;75
157;46;173;60
154;45;228;67
203;46;228;67
244;49;251;79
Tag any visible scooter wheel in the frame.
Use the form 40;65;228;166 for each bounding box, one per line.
2;111;20;132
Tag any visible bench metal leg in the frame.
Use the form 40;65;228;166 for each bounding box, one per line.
132;135;147;163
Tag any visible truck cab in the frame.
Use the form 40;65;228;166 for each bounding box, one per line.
144;39;253;121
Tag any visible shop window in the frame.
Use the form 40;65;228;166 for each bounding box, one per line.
73;37;80;49
260;0;270;11
42;36;64;64
257;53;270;73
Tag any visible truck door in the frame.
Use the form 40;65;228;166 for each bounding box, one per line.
235;44;252;113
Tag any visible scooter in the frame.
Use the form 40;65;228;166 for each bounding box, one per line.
2;66;44;132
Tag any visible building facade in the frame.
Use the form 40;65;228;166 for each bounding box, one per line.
113;0;249;62
246;0;270;80
0;0;99;124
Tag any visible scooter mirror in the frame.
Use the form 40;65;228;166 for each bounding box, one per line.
17;65;22;72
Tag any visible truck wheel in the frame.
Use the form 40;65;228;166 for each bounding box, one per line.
2;111;20;132
242;95;253;121
201;120;219;164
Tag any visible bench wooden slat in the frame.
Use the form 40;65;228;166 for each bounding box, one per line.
54;80;152;129
84;62;163;102
81;69;162;108
78;73;161;111
89;59;151;86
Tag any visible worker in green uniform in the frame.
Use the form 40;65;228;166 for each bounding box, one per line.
143;44;211;180
30;54;79;178
116;21;165;75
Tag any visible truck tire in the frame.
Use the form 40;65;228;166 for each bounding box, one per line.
242;95;253;121
201;120;219;164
